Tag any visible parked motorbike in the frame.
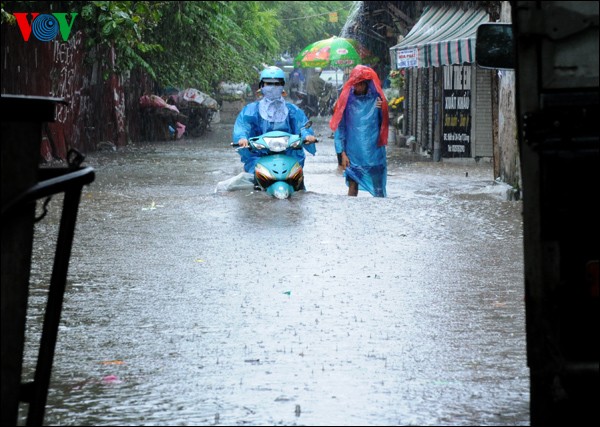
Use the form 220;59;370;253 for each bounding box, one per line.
293;90;317;118
293;83;337;118
167;88;219;137
232;122;318;199
318;82;338;116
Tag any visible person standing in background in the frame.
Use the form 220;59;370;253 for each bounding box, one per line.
330;65;389;197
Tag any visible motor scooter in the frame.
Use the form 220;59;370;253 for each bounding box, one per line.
232;122;317;199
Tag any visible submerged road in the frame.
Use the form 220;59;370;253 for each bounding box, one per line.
22;117;528;426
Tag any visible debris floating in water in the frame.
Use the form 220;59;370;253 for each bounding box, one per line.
99;360;125;365
101;375;121;384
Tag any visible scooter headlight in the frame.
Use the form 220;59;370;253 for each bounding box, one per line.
263;136;289;152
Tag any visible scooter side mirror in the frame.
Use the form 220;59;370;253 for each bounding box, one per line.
303;121;312;130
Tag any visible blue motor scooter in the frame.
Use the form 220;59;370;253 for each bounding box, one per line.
232;122;317;199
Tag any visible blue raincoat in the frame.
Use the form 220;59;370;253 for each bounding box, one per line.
334;84;387;197
233;101;316;174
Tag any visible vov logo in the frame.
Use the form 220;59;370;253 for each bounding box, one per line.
14;13;78;42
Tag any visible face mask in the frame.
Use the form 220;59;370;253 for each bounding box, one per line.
262;85;284;100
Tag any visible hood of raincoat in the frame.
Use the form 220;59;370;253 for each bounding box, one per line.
329;65;389;147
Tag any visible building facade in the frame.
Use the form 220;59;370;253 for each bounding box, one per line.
390;5;494;161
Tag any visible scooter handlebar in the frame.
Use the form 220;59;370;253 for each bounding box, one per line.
231;138;318;148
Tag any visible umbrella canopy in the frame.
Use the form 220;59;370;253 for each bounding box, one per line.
294;36;361;69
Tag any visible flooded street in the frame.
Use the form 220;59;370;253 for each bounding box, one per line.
21;117;529;426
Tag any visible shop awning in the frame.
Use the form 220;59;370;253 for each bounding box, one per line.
390;6;489;68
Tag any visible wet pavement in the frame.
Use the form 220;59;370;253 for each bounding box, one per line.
21;116;529;426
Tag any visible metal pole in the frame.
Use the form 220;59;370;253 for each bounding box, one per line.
26;187;83;426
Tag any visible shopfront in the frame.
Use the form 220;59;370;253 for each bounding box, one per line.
390;6;493;160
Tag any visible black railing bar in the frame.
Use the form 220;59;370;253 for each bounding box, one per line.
1;167;95;218
25;187;86;426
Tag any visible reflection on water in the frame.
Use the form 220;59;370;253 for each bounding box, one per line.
19;119;528;426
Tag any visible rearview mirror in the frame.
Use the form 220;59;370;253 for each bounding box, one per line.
476;23;515;70
303;120;313;129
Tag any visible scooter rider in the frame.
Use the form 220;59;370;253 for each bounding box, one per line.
233;66;317;174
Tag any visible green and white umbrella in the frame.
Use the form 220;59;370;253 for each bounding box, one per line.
294;36;361;69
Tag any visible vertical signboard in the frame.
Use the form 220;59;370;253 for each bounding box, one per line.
442;65;472;157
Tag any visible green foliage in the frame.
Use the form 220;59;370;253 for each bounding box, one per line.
1;2;16;24
145;1;281;92
3;1;355;92
78;1;163;78
388;69;404;90
262;1;352;57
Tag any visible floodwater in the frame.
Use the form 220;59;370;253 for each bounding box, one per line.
20;116;529;426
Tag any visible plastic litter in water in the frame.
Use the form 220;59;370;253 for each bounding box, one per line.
101;375;121;384
99;360;125;365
